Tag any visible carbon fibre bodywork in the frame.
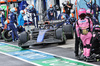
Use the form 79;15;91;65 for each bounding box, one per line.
18;20;67;48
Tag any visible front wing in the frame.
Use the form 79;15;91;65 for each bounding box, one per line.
21;38;63;47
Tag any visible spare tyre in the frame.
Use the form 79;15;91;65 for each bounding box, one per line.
2;29;12;42
63;25;74;39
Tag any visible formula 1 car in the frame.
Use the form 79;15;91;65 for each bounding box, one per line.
18;20;73;49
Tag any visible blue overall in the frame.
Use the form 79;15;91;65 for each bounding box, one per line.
27;8;38;28
18;1;28;14
47;8;57;20
1;14;6;27
68;17;76;26
86;3;100;19
18;14;25;32
8;13;18;41
92;16;99;25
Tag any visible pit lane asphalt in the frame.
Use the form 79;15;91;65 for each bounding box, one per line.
0;38;100;66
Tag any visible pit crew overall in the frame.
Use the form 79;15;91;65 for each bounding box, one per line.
86;3;100;19
76;18;93;57
68;17;76;29
18;1;28;14
27;8;38;28
58;13;69;20
86;16;99;25
86;9;99;25
18;13;25;32
47;8;57;20
1;12;6;27
8;12;18;41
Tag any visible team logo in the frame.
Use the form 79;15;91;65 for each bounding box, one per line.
79;20;86;23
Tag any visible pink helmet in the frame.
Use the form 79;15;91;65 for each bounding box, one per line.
78;8;86;16
86;9;93;14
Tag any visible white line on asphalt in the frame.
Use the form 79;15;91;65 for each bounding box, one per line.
0;42;99;66
0;52;42;66
31;49;99;66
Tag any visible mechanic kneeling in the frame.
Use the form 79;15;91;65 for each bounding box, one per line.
68;13;77;30
56;15;67;28
57;9;69;28
58;8;69;20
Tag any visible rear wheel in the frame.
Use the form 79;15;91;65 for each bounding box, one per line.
2;30;12;42
63;25;74;39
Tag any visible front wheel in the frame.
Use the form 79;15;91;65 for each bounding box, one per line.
18;32;30;47
58;33;66;45
56;28;66;45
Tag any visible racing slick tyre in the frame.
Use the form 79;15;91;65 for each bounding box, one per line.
56;28;62;39
21;46;29;49
63;25;74;39
0;27;3;39
2;29;12;42
18;32;30;48
56;28;66;45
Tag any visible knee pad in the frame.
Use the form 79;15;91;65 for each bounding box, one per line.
83;46;86;48
86;44;91;49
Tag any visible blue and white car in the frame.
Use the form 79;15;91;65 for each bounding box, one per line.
18;20;67;49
